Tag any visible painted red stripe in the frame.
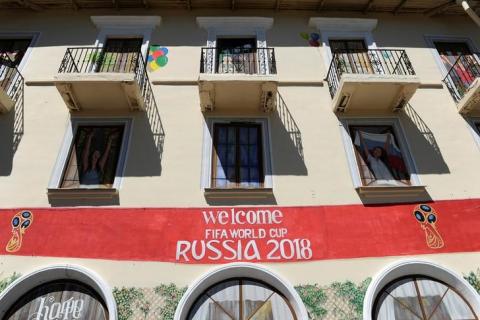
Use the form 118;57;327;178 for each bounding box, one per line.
0;199;479;264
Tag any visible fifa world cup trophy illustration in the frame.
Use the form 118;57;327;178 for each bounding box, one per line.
6;211;33;253
413;204;444;249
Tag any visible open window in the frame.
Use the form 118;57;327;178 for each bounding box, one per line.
0;38;31;67
215;38;258;74
341;119;424;196
0;38;31;113
49;119;131;197
96;38;143;73
348;124;411;187
432;40;480;113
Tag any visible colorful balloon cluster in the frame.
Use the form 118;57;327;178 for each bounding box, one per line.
300;32;320;47
147;46;169;71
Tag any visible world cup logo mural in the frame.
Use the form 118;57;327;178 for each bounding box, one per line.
6;210;33;253
413;204;444;249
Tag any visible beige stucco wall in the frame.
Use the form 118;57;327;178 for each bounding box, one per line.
0;11;479;207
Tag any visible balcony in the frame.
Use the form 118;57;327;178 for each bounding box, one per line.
0;53;24;114
443;53;480;114
326;49;420;113
198;47;278;112
54;47;151;112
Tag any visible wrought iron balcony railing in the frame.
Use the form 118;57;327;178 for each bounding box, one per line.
0;52;24;106
443;53;480;103
58;46;153;110
326;49;416;98
200;47;277;75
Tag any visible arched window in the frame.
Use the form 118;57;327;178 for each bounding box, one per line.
373;276;478;320
187;278;296;320
4;280;108;320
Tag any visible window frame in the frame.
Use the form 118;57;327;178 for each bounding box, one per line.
466;117;480;151
48;118;133;191
339;117;421;188
372;275;479;320
201;117;273;190
186;277;297;320
91;16;161;59
0;32;39;73
197;17;273;75
424;35;479;77
210;122;265;189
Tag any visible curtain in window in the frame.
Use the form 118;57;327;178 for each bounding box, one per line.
350;126;410;187
188;279;295;320
374;277;477;320
435;42;479;93
97;38;143;73
213;124;263;189
330;40;372;74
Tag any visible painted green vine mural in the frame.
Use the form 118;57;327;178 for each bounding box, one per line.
464;268;480;294
0;272;20;293
295;284;328;319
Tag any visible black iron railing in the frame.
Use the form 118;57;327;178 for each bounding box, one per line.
58;47;153;110
443;53;480;103
200;47;277;75
326;49;416;98
0;52;24;105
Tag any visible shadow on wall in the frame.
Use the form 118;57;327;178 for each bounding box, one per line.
0;89;24;176
48;194;120;207
401;103;450;175
124;86;165;177
205;194;278;206
270;92;308;176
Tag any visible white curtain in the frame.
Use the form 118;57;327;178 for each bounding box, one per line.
375;278;476;320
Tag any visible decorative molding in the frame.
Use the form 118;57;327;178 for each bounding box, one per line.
90;16;161;30
309;17;378;33
174;263;308;320
196;17;274;33
0;264;117;320
363;259;480;320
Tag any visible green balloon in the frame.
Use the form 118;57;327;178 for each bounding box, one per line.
156;56;168;67
300;32;309;40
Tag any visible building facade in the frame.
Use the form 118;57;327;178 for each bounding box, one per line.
0;1;480;319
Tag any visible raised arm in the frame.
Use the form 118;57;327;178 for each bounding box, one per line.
98;132;117;172
359;131;370;157
82;131;94;173
384;133;392;155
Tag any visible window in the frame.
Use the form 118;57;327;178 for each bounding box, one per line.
50;119;131;191
60;125;125;189
329;39;372;74
211;123;264;188
343;122;416;187
188;278;296;320
374;276;478;320
5;280;108;320
0;38;31;67
97;38;143;73
434;41;473;73
216;38;257;74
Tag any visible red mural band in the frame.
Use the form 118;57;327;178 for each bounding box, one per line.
1;199;479;264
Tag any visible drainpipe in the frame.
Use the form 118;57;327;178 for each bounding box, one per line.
457;0;480;27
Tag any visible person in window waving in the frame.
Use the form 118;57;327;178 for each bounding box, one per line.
359;131;401;186
80;129;117;186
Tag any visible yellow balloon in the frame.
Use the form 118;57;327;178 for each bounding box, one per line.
149;61;160;71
